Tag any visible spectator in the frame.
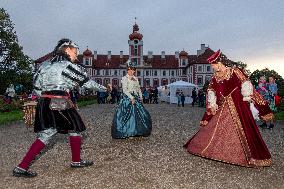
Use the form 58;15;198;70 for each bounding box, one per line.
177;90;181;107
181;91;185;107
143;89;149;103
153;87;158;104
191;87;197;107
198;89;205;107
149;88;153;104
70;89;79;110
111;86;118;104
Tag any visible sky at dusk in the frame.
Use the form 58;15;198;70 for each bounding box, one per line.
2;0;284;77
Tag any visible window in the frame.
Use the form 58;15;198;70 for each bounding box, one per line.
170;79;176;83
105;70;109;76
182;69;186;75
88;68;92;76
96;79;102;84
162;71;166;76
182;59;186;66
123;71;126;76
96;69;100;76
137;70;141;76
197;76;203;85
104;79;110;85
207;65;211;72
162;79;168;86
198;66;202;72
85;58;90;66
113;79;118;86
153;79;159;87
134;45;138;56
132;58;138;65
205;76;211;82
145;79;150;85
154;70;157;76
146;71;149;76
171;70;175;76
114;70;117;76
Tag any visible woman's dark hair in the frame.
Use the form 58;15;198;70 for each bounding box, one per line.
127;66;136;71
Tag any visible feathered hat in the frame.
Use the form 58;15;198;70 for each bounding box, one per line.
126;59;137;70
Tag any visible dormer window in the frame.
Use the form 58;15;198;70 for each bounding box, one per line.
85;58;90;66
182;59;186;66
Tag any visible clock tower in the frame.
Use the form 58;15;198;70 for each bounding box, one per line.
128;20;143;66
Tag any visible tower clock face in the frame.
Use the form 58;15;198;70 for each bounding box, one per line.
134;40;138;44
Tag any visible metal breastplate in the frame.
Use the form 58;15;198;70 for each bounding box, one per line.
34;61;74;93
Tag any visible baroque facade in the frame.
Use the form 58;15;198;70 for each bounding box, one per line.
35;22;219;88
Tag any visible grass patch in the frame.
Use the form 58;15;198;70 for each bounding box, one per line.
0;110;23;125
0;97;97;125
275;111;284;121
77;99;97;107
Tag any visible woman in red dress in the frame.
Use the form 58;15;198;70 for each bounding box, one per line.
184;50;273;167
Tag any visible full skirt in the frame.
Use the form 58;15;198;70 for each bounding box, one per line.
112;94;152;139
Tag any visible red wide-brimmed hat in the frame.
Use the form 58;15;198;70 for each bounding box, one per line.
207;49;221;64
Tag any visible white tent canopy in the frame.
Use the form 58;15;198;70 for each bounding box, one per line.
158;80;198;104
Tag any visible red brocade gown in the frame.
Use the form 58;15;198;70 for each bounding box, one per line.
184;68;273;167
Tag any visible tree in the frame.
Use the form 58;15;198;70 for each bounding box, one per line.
0;8;33;94
220;53;250;75
249;68;284;96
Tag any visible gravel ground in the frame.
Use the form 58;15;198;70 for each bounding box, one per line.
0;103;283;189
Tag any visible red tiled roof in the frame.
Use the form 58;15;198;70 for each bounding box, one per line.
35;52;53;63
144;55;179;69
195;48;215;64
129;32;143;40
35;48;222;68
83;49;92;56
92;55;129;69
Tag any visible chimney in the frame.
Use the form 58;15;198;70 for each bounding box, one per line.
94;51;97;60
161;51;165;59
148;51;153;59
197;44;208;56
107;51;111;59
175;51;179;59
120;51;123;58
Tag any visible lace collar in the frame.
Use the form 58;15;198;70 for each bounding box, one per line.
126;74;137;81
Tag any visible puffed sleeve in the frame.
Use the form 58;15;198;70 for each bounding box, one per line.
136;79;143;100
121;76;134;100
62;63;106;91
241;80;253;101
207;89;218;110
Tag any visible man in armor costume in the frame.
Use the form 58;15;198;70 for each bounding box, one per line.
12;38;106;177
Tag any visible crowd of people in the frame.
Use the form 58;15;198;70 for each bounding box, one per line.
175;88;206;107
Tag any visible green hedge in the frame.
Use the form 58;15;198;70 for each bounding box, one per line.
0;95;97;125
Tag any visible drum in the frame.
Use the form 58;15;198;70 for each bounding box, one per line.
23;101;37;128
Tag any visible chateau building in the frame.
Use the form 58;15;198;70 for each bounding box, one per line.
35;22;221;88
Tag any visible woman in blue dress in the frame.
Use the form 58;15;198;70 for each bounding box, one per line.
112;60;152;139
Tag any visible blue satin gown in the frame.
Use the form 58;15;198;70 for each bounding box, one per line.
112;93;152;139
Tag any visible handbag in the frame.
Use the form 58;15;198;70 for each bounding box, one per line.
49;98;73;110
